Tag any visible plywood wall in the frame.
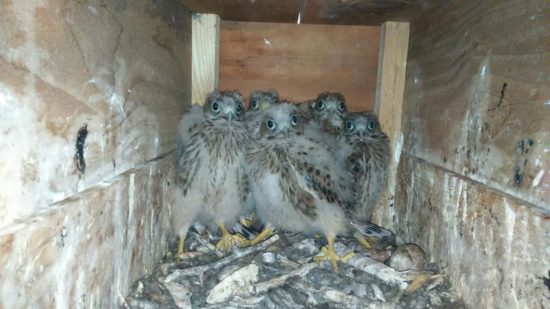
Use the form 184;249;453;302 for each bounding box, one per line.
397;0;550;307
219;21;380;112
0;1;191;306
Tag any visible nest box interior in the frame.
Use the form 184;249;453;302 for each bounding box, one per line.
0;0;549;307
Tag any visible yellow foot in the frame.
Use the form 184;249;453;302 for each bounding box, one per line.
239;228;273;247
314;235;354;273
175;236;185;262
215;223;248;252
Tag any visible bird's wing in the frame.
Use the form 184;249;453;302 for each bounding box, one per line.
346;142;370;176
246;141;318;219
175;106;206;195
178;105;204;139
288;136;356;205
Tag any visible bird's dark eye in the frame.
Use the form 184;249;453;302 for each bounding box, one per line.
211;102;220;113
236;105;243;115
316;100;324;110
251;100;258;110
291;115;298;126
346;121;354;131
339;102;346;112
367;120;376;131
267;119;276;131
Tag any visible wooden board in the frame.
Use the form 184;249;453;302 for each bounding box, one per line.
192;14;220;105
402;0;550;209
372;22;410;227
396;154;550;309
0;0;192;227
181;0;444;26
219;21;380;112
397;0;550;307
0;1;192;306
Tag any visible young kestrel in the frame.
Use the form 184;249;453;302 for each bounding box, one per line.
174;90;252;255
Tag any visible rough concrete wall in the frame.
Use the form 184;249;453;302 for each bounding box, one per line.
397;0;550;308
0;0;191;306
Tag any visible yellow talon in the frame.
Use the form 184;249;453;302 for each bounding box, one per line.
215;223;248;252
314;235;354;273
239;228;273;247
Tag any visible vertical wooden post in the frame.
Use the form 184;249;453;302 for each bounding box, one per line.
192;14;220;105
373;22;410;229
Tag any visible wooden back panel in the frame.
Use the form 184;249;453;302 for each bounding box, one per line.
219;21;380;112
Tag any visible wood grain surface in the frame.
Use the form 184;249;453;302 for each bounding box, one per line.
397;1;550;308
372;22;410;226
192;14;220;105
219;21;380;112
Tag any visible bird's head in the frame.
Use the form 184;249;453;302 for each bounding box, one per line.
344;112;385;142
260;103;302;138
311;92;347;132
249;90;279;112
204;90;245;121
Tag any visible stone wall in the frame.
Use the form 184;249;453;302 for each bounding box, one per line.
397;0;550;308
0;0;191;306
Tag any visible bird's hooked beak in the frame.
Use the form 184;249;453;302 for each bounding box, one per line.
330;114;344;129
279;122;292;137
223;106;236;121
354;123;367;141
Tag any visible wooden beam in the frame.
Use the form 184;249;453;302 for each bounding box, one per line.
192;14;220;105
373;21;410;229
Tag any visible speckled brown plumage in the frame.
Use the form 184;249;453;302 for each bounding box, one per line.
303;92;349;151
246;103;355;234
340;112;390;221
173;90;252;253
245;90;280;140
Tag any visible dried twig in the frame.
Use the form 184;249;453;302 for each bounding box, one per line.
164;235;280;282
251;261;319;294
333;242;409;290
276;254;301;269
322;287;389;308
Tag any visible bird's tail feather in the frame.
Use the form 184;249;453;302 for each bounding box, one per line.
350;221;395;243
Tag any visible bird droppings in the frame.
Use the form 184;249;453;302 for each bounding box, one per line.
75;123;88;175
125;223;466;308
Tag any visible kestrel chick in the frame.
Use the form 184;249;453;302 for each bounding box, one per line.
295;99;315;121
248;90;279;112
340;112;390;222
174;90;251;255
303;92;348;151
245;90;279;140
247;103;358;271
